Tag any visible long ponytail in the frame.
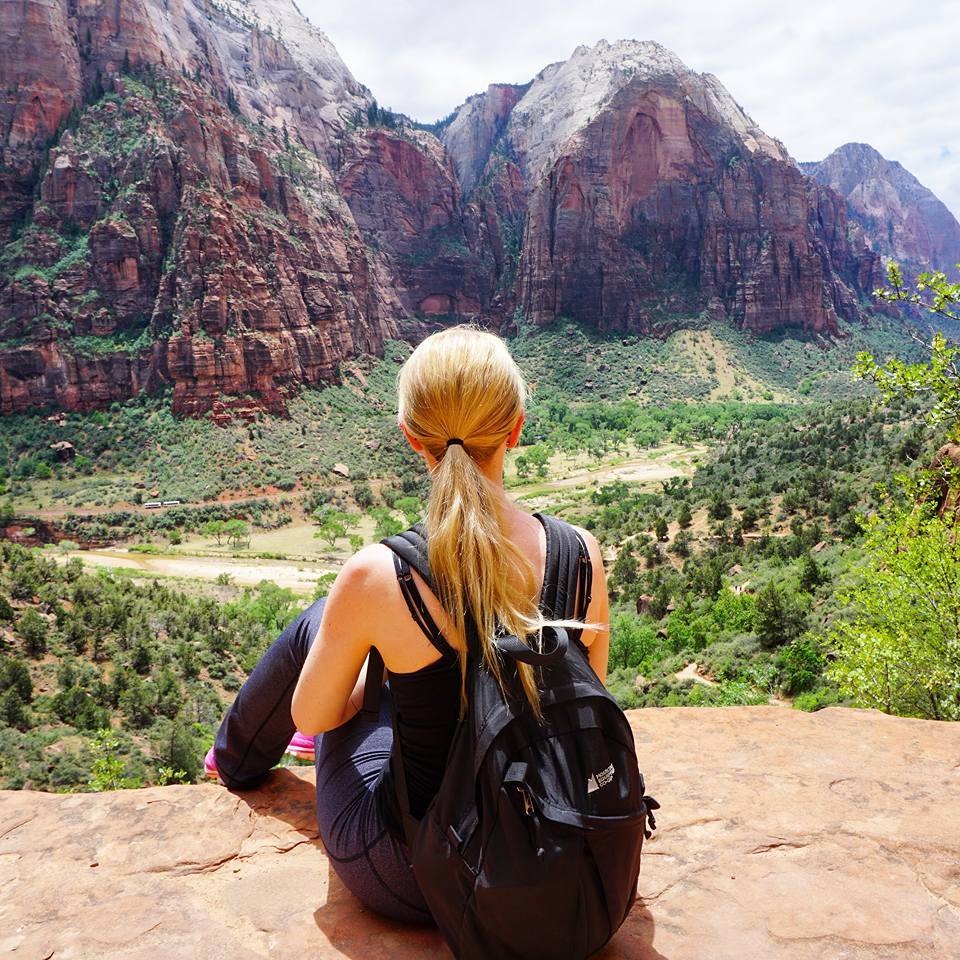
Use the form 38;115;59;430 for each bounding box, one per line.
397;325;585;716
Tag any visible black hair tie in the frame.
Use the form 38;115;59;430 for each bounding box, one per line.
446;437;465;447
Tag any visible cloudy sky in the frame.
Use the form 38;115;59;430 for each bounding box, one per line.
301;0;960;221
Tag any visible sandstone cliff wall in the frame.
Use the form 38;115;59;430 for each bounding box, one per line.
0;25;922;417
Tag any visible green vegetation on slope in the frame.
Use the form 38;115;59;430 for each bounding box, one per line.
0;541;308;790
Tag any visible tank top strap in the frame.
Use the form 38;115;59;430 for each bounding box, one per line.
391;552;460;662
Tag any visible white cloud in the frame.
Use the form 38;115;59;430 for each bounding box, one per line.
303;0;960;221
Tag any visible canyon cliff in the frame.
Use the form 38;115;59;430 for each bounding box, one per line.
0;11;937;416
442;41;879;336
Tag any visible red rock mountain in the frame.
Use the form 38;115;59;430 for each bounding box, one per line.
442;41;880;337
0;17;891;415
802;143;960;278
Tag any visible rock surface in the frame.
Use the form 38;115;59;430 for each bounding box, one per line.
802;143;960;276
2;705;958;958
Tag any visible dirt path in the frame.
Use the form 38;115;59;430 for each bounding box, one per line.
58;549;336;595
674;662;719;686
516;443;706;501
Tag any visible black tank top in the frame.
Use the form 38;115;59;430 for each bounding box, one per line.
382;654;461;832
379;516;550;837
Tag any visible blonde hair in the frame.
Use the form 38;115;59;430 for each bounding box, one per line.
397;324;584;716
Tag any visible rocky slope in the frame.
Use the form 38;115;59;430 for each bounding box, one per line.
0;18;902;415
802;143;960;277
0;0;403;416
2;706;958;958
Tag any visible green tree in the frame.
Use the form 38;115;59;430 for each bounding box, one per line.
653;516;668;542
224;519;250;548
708;494;731;521
51;686;110;730
89;727;142;791
825;502;960;720
151;718;201;782
676;501;693;530
755;584;807;649
368;506;403;539
119;675;155;728
312;571;338;601
0;658;32;701
669;529;691;557
649;582;672;620
395;496;422;525
858;260;960;438
799;554;824;593
608;612;656;671
130;639;152;675
317;519;346;548
739;505;759;532
16;609;48;658
611;549;638;589
778;634;825;695
0;688;29;730
202;520;227;545
524;444;552;479
352;481;375;509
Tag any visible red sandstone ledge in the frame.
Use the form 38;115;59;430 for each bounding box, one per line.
2;706;959;959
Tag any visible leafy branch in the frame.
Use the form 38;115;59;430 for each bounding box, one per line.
873;259;960;322
855;260;960;439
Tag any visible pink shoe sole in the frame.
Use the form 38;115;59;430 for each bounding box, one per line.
285;731;315;762
203;745;221;781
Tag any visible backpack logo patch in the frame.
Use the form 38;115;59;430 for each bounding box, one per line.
586;763;615;794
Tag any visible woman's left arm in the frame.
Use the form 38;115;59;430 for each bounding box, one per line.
291;547;382;734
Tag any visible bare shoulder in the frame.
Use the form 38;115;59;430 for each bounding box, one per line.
336;542;397;588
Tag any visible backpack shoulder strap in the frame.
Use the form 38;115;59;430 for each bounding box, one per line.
380;523;457;660
383;521;433;588
533;513;593;650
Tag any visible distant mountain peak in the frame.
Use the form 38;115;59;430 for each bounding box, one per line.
802;143;960;271
444;38;792;189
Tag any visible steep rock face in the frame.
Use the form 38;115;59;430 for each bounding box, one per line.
515;74;867;333
445;41;877;335
441;83;527;195
0;75;394;416
801;142;960;276
0;0;367;244
0;0;401;416
502;41;790;187
0;21;910;417
336;127;518;322
0;0;83;239
2;706;959;958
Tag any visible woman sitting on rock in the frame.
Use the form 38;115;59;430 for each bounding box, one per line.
205;324;610;923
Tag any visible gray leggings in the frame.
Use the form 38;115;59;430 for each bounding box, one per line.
212;597;433;923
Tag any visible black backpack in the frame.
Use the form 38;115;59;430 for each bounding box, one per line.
371;512;659;960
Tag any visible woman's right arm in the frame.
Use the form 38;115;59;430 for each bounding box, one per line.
571;526;610;685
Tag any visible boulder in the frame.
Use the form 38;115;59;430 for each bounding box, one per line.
1;706;958;958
